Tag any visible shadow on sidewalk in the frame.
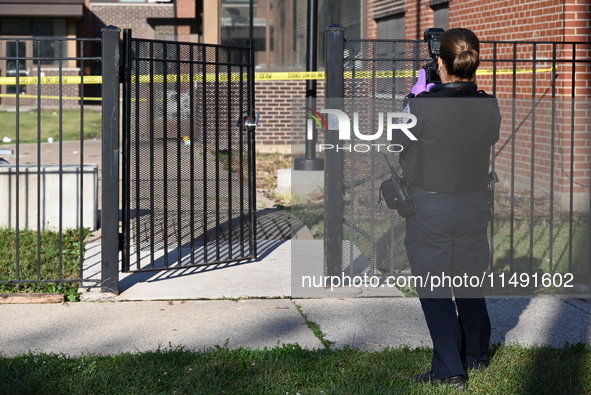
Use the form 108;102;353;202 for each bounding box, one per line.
118;239;288;292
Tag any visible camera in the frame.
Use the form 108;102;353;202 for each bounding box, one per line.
423;28;445;84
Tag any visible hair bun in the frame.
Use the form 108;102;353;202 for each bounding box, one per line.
453;49;479;78
439;28;481;80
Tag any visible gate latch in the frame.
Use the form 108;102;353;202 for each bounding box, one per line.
239;110;260;132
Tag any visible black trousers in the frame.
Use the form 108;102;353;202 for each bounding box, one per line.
404;191;492;379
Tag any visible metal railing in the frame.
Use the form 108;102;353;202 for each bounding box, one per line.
324;26;591;289
0;35;102;293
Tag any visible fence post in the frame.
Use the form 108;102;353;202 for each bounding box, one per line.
121;28;132;273
324;24;345;277
294;0;324;171
101;26;121;294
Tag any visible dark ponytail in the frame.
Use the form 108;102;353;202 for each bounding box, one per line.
439;28;480;80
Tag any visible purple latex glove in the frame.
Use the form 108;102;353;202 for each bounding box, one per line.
411;69;435;95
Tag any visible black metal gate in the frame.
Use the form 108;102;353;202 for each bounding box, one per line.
120;30;257;272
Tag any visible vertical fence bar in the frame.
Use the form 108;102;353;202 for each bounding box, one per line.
369;42;378;275
529;43;537;273
324;24;345;277
227;51;234;261
389;41;398;275
568;43;576;273
247;39;257;259
345;39;356;275
189;45;196;266
201;45;209;263
162;42;170;268
78;39;86;280
101;26;122;294
238;49;246;257
35;39;42;281
121;29;132;273
149;41;156;269
176;42;182;264
14;40;21;288
509;43;517;272
215;46;221;261
489;42;498;272
549;43;557;273
135;39;143;270
58;38;64;283
132;35;140;270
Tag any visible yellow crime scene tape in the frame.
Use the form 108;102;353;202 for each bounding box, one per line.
0;67;556;101
0;75;102;86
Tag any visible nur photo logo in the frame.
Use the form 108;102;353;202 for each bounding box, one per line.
304;107;328;134
305;108;418;153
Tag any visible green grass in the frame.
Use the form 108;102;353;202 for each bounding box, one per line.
291;192;324;239
492;216;590;274
0;227;90;300
0;109;102;143
294;303;334;349
0;343;589;394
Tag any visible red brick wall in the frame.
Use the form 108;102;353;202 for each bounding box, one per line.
449;0;565;42
176;0;195;42
403;0;433;40
176;0;195;18
367;0;581;41
255;79;325;147
89;3;174;40
367;0;377;39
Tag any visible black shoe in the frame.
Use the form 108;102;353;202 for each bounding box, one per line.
466;360;489;370
413;371;467;390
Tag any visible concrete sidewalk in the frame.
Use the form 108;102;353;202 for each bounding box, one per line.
1;296;591;357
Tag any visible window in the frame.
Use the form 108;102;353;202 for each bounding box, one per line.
220;0;363;70
431;2;449;30
376;13;405;40
0;18;67;66
318;0;363;68
33;19;68;66
221;0;262;49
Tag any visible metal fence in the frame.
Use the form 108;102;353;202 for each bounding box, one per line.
0;27;258;295
0;35;102;293
120;30;257;273
324;26;591;286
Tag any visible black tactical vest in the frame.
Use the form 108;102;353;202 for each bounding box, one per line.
402;83;501;194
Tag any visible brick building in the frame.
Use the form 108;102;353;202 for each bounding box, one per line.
0;0;86;106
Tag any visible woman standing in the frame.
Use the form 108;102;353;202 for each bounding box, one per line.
400;28;501;389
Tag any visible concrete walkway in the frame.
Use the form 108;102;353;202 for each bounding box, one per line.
1;296;591;357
